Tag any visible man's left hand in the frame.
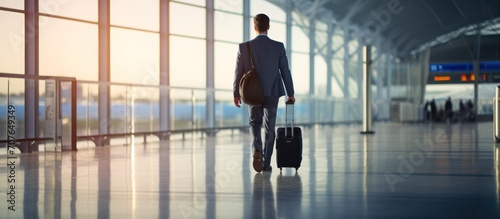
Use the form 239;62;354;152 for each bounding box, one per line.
234;97;242;108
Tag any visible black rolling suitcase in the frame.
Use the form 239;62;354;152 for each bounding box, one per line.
276;101;302;171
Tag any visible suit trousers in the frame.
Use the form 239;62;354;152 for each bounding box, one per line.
249;96;279;168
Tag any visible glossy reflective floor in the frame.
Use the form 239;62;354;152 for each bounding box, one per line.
1;122;500;218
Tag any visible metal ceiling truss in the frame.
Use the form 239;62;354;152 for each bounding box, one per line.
410;17;500;56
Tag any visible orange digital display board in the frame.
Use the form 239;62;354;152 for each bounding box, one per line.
429;73;489;84
434;76;451;81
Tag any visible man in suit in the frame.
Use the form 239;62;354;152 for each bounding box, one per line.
233;13;295;173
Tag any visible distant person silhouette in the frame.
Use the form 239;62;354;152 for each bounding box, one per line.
444;97;453;122
424;101;430;121
459;99;466;118
430;99;437;122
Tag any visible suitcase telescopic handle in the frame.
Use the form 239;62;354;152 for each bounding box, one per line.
285;101;294;137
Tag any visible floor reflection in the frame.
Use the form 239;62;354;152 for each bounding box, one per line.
97;147;110;219
277;173;302;219
496;143;500;211
158;140;170;219
252;172;276;219
1;122;500;218
22;151;39;218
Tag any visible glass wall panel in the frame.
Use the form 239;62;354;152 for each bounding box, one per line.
268;22;286;45
250;0;285;22
215;0;242;12
292;11;309;28
315;30;327;54
215;11;242;43
39;0;97;22
314;55;327;95
170;2;205;37
170;36;206;88
0;0;23;10
349;39;358;62
331;59;344;97
172;0;205;7
111;0;158;31
292;25;309;53
316;21;328;31
39;17;98;80
215;41;237;89
332;34;344;59
110;27;159;85
291;52;309;95
0;11;24;74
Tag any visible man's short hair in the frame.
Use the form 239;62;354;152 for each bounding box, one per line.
254;14;270;32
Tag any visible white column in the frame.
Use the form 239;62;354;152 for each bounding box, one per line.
361;45;374;134
241;0;250;124
474;25;481;117
160;0;170;134
206;0;215;133
98;0;110;141
24;0;39;152
386;55;393;120
357;37;363;121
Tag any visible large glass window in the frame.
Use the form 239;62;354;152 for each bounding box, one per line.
0;0;23;10
170;36;206;88
110;27;159;85
215;11;242;43
291;25;309;53
39;0;97;22
268;22;287;45
291;52;309;95
215;41;237;89
170;2;205;38
348;61;360;98
215;0;242;12
39;17;98;80
349;39;359;62
111;0;158;31
332;34;344;59
314;55;327;95
331;59;344;97
315;29;327;55
250;0;286;22
172;0;205;7
0;11;24;74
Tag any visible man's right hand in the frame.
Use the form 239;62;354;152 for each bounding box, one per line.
287;96;295;103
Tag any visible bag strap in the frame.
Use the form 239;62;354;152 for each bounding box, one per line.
246;42;255;68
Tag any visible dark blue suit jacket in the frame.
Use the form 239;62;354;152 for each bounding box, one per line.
233;35;295;98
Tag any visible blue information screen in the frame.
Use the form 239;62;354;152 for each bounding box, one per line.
480;61;500;71
429;62;473;72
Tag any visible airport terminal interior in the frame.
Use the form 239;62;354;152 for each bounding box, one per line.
1;0;500;218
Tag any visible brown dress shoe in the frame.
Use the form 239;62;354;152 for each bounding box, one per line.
253;150;263;172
